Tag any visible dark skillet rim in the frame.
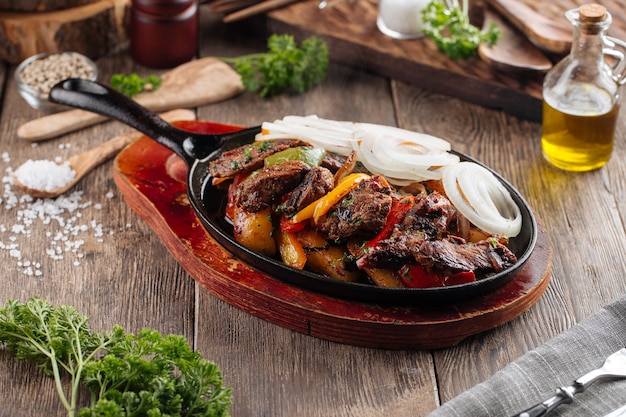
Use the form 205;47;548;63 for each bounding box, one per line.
188;148;538;306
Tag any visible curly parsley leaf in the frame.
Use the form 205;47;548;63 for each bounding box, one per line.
110;73;163;98
221;34;329;97
0;298;231;417
422;0;501;60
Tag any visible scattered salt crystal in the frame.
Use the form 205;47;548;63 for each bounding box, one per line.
1;153;120;276
14;159;76;192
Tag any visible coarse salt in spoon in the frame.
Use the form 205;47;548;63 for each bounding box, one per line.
13;108;195;198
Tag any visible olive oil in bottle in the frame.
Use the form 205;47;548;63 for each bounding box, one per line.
542;85;619;171
541;4;626;172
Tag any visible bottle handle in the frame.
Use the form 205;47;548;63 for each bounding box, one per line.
604;36;626;85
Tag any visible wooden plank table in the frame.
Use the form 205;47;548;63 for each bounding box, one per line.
1;7;625;417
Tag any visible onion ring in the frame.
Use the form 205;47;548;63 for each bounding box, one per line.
442;162;522;237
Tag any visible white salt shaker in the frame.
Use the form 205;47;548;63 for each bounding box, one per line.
377;0;430;39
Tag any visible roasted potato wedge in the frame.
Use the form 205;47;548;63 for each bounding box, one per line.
296;228;362;282
360;267;406;288
233;206;276;257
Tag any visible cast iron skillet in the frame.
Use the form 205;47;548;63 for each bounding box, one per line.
50;79;537;305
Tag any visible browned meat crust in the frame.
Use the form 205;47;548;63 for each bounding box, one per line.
209;139;307;178
414;237;518;275
317;175;393;241
281;166;335;216
238;160;310;212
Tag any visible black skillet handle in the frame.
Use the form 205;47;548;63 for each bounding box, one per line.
49;78;203;165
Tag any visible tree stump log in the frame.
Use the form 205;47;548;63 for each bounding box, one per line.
0;0;129;64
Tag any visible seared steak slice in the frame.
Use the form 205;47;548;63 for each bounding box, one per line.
414;237;518;275
238;160;310;212
357;232;424;269
209;139;307;178
317;175;393;241
320;152;347;173
281;166;335;216
401;191;459;241
356;191;460;269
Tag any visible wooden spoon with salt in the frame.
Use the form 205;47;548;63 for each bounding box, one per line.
13;109;195;198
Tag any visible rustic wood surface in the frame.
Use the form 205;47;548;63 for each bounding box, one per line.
267;0;626;122
1;6;625;417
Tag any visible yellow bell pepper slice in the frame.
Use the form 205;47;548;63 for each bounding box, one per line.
289;173;370;224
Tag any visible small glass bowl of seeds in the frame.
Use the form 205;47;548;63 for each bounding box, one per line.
15;52;98;112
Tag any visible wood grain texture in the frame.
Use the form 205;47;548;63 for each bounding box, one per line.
488;0;626;53
0;0;130;64
0;6;625;417
0;0;102;12
267;0;545;121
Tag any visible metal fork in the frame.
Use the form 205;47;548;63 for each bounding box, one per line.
511;348;626;417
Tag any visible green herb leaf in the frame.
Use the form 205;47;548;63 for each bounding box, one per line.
110;73;163;98
222;34;329;97
0;298;231;417
422;0;502;60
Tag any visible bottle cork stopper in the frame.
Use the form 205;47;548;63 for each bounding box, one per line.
579;4;607;23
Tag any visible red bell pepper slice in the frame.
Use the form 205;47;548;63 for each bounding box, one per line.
279;215;308;233
398;264;476;289
444;270;476;286
225;172;248;223
363;196;415;251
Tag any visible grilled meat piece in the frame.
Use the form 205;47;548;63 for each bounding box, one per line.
209;139;307;178
320;152;347;172
238;160;310;212
356;191;460;269
281;166;335;216
400;191;459;241
414;237;518;275
317;175;393;241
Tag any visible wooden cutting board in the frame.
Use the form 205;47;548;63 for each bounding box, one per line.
267;0;626;122
488;0;626;54
113;120;553;350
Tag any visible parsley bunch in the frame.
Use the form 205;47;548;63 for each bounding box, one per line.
0;298;231;417
110;73;163;98
222;34;329;97
422;0;501;60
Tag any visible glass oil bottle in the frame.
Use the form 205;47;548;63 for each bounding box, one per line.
541;4;626;172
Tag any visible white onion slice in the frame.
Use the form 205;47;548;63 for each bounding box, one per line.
442;162;522;237
257;115;459;184
351;122;452;150
351;130;458;183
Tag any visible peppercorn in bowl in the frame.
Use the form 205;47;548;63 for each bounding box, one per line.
15;52;98;112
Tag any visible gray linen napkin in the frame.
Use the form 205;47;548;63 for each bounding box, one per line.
427;295;626;417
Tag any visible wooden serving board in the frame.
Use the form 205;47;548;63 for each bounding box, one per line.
113;121;553;350
267;0;626;122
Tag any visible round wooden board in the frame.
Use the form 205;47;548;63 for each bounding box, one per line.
113;121;552;350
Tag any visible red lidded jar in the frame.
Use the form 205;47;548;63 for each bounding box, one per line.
130;0;198;68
